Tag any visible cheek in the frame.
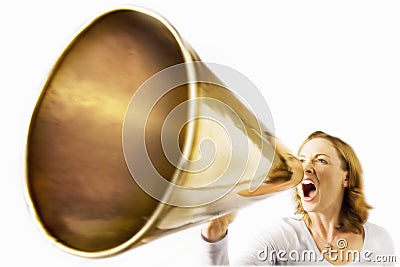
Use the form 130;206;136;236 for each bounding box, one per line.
315;168;343;187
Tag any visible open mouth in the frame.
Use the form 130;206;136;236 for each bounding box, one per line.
302;179;317;201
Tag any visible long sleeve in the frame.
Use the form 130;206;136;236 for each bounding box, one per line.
199;234;230;266
198;217;308;266
199;231;277;266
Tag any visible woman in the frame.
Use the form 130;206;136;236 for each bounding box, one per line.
201;131;394;265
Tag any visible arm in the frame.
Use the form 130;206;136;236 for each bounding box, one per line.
200;216;294;265
200;213;236;265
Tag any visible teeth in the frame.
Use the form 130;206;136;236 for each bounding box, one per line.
302;180;314;185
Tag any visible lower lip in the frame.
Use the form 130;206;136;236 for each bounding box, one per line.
303;191;317;202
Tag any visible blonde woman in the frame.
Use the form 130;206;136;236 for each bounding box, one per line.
201;131;394;265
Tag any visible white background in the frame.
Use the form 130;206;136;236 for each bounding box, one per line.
1;0;399;266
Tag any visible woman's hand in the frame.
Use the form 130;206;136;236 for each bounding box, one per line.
201;212;237;243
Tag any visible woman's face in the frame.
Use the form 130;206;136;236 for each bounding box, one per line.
297;138;348;213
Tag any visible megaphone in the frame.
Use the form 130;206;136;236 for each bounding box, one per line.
25;6;303;258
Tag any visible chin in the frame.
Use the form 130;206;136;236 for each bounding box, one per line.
301;200;317;213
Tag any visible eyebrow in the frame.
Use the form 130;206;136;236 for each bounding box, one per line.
298;153;331;158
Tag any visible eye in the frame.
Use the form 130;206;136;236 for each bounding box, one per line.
316;158;327;164
299;158;305;163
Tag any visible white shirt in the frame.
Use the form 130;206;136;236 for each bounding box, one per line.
201;217;395;265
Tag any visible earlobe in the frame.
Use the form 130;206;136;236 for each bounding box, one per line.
343;174;349;187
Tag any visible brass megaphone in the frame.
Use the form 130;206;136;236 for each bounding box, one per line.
25;6;303;258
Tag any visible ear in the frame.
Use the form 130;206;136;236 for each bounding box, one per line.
342;173;349;188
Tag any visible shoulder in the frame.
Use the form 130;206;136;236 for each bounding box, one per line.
234;217;307;265
365;221;392;239
364;221;394;254
259;216;304;234
254;216;306;247
281;216;305;229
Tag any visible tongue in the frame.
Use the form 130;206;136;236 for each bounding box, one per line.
308;189;316;198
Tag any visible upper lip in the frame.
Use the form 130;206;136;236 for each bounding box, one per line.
302;177;317;185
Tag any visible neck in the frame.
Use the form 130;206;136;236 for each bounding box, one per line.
306;193;343;241
307;210;341;242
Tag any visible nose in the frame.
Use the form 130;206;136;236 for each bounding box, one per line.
302;160;314;174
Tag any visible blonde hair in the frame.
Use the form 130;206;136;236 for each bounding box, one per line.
294;131;372;234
